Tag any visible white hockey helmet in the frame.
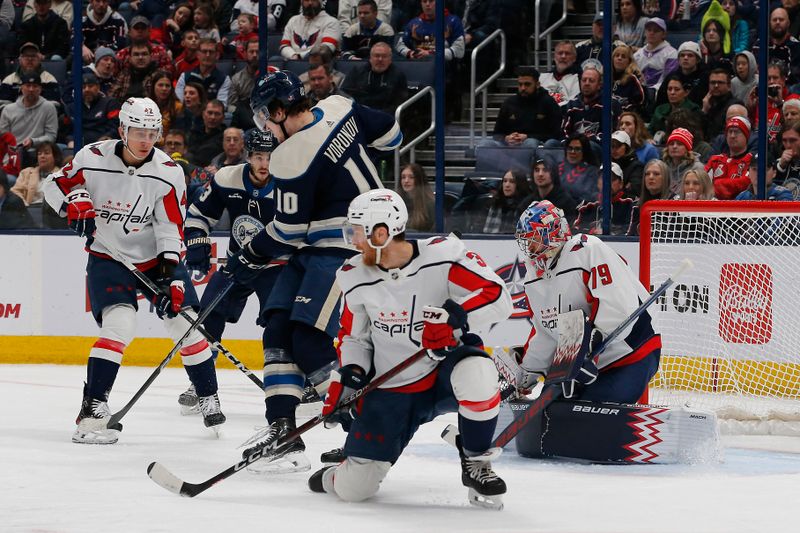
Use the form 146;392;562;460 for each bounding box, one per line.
344;189;408;248
119;97;163;134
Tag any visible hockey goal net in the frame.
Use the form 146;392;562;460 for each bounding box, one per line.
640;200;800;435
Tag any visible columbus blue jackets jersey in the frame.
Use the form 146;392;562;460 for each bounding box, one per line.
520;234;661;375
186;163;276;254
249;95;402;258
42;140;186;266
336;235;512;389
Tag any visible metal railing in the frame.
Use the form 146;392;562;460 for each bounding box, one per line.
534;0;568;70
393;86;435;190
469;29;506;149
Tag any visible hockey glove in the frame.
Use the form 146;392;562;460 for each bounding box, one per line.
152;254;186;319
561;355;599;399
222;243;270;285
65;189;96;240
322;364;368;427
421;299;469;358
185;230;212;275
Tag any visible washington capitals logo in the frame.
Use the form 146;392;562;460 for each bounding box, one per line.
494;256;532;321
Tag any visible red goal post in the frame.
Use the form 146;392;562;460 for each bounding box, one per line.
639;200;800;434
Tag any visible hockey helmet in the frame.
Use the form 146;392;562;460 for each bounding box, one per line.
245;129;278;154
515;200;571;270
344;189;408;248
250;70;305;131
119;97;162;132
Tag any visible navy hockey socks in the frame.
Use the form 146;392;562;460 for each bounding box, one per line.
86;357;120;400
184;357;219;397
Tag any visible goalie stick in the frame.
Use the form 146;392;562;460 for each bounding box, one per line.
446;258;694;449
147;345;486;497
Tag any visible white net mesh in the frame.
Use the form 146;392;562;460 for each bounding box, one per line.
642;201;800;430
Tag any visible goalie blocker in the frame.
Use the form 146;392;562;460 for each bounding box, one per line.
497;398;720;464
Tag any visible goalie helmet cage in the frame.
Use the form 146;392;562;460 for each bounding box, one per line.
640;200;800;435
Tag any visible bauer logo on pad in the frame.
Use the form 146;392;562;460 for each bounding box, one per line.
718;263;773;344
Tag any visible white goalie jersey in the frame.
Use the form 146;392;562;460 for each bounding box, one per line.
42;140;187;265
336;235;512;389
520;233;661;376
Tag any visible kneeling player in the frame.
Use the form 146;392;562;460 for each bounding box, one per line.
42;98;224;444
178;129;284;412
511;200;662;460
308;189;513;509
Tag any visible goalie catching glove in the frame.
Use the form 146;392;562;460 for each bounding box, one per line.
65;189;96;240
322;364;368;426
152;253;185;319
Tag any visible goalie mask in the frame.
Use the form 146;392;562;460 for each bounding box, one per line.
343;189;408;259
516;200;571;271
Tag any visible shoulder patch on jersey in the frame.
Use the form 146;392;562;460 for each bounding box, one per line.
163;160;178;167
429;236;448;245
569;234;589;252
341;263;356;272
89;145;103;157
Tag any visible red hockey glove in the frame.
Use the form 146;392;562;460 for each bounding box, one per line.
421;299;469;356
322;365;367;426
152;254;186;319
65;189;96;239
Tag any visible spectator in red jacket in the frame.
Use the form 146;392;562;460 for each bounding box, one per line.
705;116;752;199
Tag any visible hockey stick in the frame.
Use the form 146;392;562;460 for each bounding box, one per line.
446;258;694;449
146;346;451;497
94;234;265;390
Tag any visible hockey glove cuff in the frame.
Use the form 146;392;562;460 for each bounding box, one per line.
65;189;96;240
153;253;185;319
185;230;212;275
322;365;367;427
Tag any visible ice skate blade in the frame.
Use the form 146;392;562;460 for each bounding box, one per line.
206;425;223;438
247;451;311;475
180;404;200;416
72;428;120;445
468;488;504;511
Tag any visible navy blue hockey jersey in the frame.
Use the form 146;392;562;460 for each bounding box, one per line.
186;163;276;254
249;95;402;258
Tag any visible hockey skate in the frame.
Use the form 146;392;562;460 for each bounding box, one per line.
240;417;311;474
198;393;226;437
296;383;323;418
72;396;123;445
320;447;345;463
308;465;336;493
178;384;199;415
458;437;506;510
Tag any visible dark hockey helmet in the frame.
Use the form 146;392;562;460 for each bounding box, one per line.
245;129;278;154
250;70;305;131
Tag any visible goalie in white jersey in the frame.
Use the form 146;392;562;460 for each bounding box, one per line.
42;98;224;444
514;200;661;403
307;189;513;510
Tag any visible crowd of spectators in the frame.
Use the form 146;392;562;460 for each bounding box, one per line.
0;0;798;232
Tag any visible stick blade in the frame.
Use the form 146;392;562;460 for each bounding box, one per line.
147;462;188;496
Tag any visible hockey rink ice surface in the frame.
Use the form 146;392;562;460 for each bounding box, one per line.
3;365;799;533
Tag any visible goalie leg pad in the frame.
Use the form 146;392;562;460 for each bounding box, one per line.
513;399;720;464
330;456;391;502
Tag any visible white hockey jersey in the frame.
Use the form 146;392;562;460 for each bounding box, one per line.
336;236;512;390
42;140;187;266
520;234;661;375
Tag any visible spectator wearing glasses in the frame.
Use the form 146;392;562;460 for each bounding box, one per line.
700;68;743;143
0;42;61;107
705;116;752;199
559;133;600;204
340;42;408;114
175;38;231;107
